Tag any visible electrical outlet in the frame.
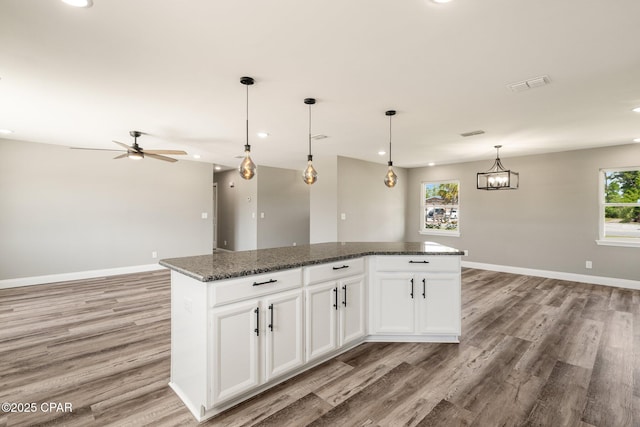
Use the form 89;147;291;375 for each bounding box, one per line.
293;242;297;246
151;251;158;259
585;261;592;269
341;213;346;220
260;212;265;219
223;240;227;246
201;212;208;219
184;297;192;313
464;250;469;256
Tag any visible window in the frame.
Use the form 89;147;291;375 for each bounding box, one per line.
420;180;459;236
598;168;640;247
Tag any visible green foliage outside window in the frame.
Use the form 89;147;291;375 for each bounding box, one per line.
604;170;640;223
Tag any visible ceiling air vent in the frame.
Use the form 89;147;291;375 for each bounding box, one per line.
460;130;485;138
508;75;550;92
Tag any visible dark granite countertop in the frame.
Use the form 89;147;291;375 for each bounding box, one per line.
159;242;464;282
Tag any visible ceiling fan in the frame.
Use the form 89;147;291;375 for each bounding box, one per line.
71;131;187;162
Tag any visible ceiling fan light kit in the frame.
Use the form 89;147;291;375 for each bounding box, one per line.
476;145;519;190
239;77;257;180
71;130;187;162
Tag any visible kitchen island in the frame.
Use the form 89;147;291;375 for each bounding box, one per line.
160;242;464;422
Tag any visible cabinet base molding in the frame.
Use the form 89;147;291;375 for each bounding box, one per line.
366;334;459;343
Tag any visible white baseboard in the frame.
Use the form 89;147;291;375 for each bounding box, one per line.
0;264;167;289
462;261;640;291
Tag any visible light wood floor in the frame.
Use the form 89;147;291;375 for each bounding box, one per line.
0;268;638;426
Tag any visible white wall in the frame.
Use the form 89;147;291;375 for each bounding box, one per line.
257;166;310;249
0;139;213;280
405;144;640;282
337;156;407;242
310;154;338;243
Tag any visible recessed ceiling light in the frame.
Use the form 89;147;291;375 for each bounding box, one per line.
192;154;201;159
431;0;452;3
378;150;386;156
633;107;640;113
633;138;640;143
62;0;93;7
0;129;13;135
428;162;436;166
214;165;222;171
257;132;269;138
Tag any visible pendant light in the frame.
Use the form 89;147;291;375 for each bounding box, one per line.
302;98;318;185
384;110;398;188
238;77;257;180
476;145;519;190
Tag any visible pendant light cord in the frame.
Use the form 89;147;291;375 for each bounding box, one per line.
245;84;249;149
388;114;392;164
308;104;312;156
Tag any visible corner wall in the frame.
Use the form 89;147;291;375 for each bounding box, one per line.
213;169;257;251
405;144;640;282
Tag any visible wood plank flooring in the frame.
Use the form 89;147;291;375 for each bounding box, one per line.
0;268;638;426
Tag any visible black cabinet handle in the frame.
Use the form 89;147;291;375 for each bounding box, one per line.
332;265;350;270
409;260;429;264
422;278;426;299
342;285;347;307
254;307;260;336
333;287;338;310
268;304;274;332
410;278;414;299
253;279;277;286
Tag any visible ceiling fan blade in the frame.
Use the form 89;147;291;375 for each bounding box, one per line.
113;153;128;159
143;150;188;155
145;153;178;163
70;147;125;152
113;140;134;151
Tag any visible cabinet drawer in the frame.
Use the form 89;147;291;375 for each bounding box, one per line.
209;268;302;307
375;255;459;273
304;258;365;285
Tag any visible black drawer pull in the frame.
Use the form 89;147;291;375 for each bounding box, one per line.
409;260;429;264
332;265;350;270
253;279;278;286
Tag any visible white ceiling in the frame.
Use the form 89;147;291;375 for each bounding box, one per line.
1;0;640;171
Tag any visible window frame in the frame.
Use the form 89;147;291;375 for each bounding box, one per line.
596;167;640;248
419;179;460;237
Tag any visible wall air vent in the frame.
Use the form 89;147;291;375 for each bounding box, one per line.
460;130;485;138
508;75;551;92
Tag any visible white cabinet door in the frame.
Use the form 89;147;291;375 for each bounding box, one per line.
417;274;461;335
339;274;366;346
210;299;260;405
372;273;415;334
263;289;304;382
305;281;338;362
